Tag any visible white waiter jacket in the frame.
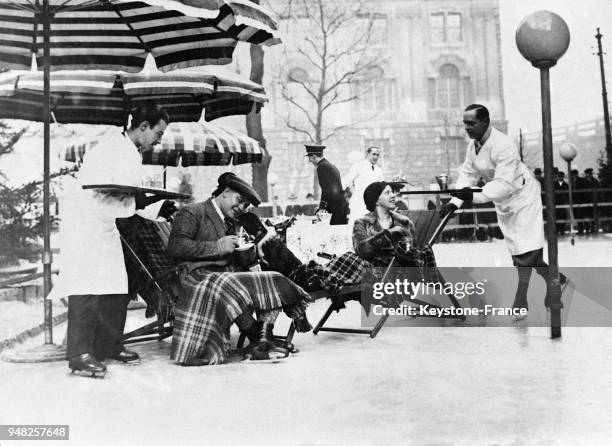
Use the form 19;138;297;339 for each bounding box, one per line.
450;127;545;255
49;130;145;299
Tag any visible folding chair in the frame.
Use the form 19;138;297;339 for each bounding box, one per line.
118;217;179;345
312;210;464;338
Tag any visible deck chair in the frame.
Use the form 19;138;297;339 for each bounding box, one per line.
311;210;464;338
118;216;179;345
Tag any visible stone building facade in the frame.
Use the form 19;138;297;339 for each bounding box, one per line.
255;0;507;201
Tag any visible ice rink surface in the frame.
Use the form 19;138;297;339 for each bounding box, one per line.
2;235;612;446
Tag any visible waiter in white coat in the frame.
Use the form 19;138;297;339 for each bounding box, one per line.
343;146;383;221
50;104;170;377
439;104;564;319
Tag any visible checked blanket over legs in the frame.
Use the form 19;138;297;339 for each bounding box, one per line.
171;269;310;364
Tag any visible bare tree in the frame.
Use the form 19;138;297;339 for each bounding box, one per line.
273;0;382;144
266;0;383;194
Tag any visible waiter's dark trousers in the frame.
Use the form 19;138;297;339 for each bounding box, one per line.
67;294;131;360
511;248;567;309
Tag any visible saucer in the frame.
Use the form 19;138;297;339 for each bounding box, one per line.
235;243;255;251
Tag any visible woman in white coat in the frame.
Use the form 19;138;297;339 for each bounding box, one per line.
440;104;564;320
50;104;169;377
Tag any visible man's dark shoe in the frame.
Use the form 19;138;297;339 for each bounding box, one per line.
242;342;290;362
69;353;107;378
243;321;290;361
110;349;140;364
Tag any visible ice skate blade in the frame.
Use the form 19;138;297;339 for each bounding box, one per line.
70;369;107;379
241;351;290;364
510;314;528;322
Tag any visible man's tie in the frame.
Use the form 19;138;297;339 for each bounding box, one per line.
371;164;374;171
224;217;235;235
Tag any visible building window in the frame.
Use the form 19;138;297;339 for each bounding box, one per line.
370;18;388;45
356;13;388;45
430;12;462;43
437;64;460;108
429;64;465;110
355;66;396;112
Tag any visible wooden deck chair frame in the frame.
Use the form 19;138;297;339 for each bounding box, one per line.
120;221;176;345
310;210;465;339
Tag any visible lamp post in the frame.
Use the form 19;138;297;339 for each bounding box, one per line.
560;143;578;246
516;11;570;339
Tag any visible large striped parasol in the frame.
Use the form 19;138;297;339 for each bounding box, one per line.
0;66;267;124
0;0;280;72
61;121;262;166
0;0;280;354
158;0;281;45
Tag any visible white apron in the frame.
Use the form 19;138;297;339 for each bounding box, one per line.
343;160;383;221
49;131;143;299
451;127;545;256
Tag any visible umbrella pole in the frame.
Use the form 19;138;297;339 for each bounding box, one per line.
3;0;66;363
42;2;54;347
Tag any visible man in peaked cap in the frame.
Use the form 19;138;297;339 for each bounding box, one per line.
167;172;312;366
305;144;348;225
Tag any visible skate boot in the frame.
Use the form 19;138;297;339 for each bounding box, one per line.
69;353;107;378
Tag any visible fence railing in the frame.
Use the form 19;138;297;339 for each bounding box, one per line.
444;187;612;238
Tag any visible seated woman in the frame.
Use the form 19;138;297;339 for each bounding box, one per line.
353;181;416;267
167;173;312;366
353;181;444;307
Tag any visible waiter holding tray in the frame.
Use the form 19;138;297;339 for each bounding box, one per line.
440;104;564;320
50;103;173;377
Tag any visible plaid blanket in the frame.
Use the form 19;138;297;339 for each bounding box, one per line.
116;215;178;318
289;252;370;292
288;245;444;313
171;268;310;364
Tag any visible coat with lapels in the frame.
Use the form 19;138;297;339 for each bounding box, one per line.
168;198;248;274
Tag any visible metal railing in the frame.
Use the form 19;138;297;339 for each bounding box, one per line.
443;187;612;238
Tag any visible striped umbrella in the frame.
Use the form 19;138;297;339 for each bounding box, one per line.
61;121;262;166
0;0;279;350
0;66;267;124
0;0;280;72
156;0;281;46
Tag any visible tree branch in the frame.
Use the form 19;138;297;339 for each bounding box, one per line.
284;121;314;142
296;47;322;71
281;90;317;129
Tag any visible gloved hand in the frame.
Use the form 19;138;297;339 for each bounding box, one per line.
388;225;410;240
439;202;458;218
158;200;177;221
450;187;473;203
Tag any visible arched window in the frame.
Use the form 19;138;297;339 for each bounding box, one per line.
355;66;396;112
437;64;460;108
